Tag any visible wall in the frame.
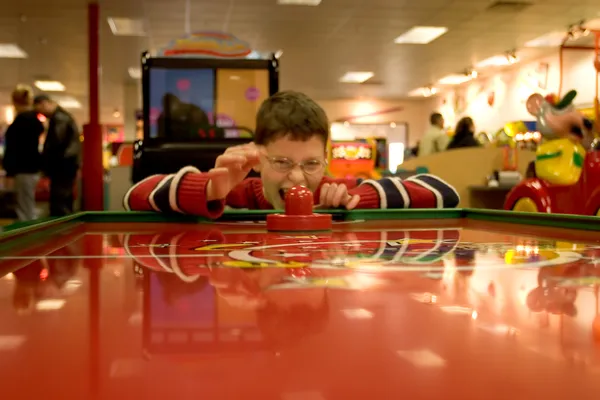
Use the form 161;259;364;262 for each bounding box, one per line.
401;147;536;208
317;99;431;147
426;48;596;134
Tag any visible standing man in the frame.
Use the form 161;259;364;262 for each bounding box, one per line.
34;94;81;216
418;112;449;157
2;85;45;221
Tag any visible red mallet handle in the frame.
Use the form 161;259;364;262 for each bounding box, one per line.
285;185;313;215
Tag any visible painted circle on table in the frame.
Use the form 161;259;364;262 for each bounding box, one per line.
245;87;260;101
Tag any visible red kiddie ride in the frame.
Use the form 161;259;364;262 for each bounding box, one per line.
504;90;600;215
504;146;600;216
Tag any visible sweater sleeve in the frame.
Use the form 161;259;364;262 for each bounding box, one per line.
347;174;460;209
123;166;225;218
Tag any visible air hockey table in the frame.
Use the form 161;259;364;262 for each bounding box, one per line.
1;208;600;399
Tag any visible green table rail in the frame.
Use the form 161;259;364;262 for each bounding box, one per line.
1;208;600;243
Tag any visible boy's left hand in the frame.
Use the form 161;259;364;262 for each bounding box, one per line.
316;183;360;210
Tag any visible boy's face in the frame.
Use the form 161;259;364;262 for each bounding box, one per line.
257;135;327;210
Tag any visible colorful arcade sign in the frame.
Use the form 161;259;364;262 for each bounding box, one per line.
158;31;269;59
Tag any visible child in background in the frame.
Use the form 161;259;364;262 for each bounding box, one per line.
124;91;459;216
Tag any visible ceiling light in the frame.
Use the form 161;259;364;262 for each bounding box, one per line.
524;31;566;47
128;67;141;79
409;87;438;97
394;26;448;44
107;17;146;36
339;71;374;83
54;96;81;109
438;74;473;85
34;80;65;91
277;0;321;4
476;55;513;68
466;69;478;78
0;43;27;58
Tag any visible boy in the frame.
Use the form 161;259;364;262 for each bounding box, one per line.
124;91;459;216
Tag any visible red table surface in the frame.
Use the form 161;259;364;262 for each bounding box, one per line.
1;219;600;399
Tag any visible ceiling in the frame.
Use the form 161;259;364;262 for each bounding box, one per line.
0;0;598;125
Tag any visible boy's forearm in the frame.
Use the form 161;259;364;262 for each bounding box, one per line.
123;166;225;218
348;175;460;209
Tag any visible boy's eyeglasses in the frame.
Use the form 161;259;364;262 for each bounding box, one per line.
264;156;327;175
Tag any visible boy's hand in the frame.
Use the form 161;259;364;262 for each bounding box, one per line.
316;183;360;210
206;143;260;201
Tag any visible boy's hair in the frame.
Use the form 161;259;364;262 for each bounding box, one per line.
254;90;329;145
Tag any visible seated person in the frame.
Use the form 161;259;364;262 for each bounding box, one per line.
124;91;460;216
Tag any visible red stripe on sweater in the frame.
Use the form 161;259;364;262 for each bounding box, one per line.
176;173;225;217
403;180;437;208
127;175;165;211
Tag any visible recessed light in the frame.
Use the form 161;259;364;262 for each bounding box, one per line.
409;87;438;97
107;17;146;36
339;71;374;83
277;0;321;5
34;80;65;91
438;74;473;85
128;67;141;79
394;26;448;44
0;43;27;58
54;96;82;109
524;31;565;47
475;55;513;68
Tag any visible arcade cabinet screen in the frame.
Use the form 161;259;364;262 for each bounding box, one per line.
148;68;269;139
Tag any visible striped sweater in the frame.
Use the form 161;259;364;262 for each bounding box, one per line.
123;166;460;218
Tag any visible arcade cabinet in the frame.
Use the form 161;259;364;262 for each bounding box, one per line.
132;32;279;183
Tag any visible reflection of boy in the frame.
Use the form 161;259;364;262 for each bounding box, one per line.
124;91;460;216
209;267;329;348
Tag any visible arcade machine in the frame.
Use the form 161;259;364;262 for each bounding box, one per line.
132;32;279;183
501;120;541;150
327;139;384;180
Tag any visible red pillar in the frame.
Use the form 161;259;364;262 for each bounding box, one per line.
83;1;104;211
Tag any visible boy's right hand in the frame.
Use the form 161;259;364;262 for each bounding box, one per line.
206;143;261;201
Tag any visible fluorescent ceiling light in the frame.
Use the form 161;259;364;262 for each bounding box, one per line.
524;31;566;47
0;43;27;58
128;67;141;79
409;87;438;97
394;26;448;44
339;71;374;83
107;17;146;36
34;80;65;91
277;0;321;5
475;55;513;68
438;74;473;85
55;96;82;109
